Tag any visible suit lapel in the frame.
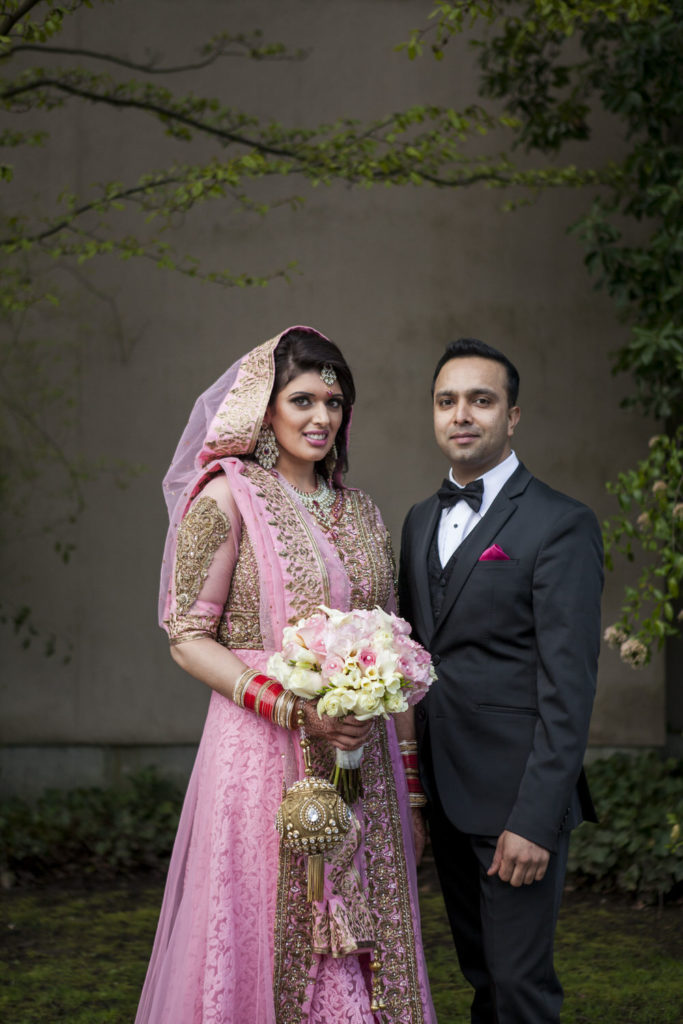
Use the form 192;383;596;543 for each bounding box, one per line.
411;496;440;641
429;463;532;646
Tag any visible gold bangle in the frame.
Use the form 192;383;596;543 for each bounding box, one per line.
409;793;428;808
233;667;257;708
253;679;276;717
398;739;418;753
274;690;299;730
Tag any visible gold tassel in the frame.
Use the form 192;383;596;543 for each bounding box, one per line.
370;957;385;1013
307;853;325;902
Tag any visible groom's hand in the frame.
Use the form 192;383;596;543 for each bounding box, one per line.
487;830;550;887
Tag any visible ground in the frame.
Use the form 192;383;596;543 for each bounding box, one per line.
1;857;681;1023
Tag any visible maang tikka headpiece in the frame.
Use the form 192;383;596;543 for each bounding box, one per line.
320;363;337;388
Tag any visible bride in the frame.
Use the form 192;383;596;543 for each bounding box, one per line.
136;325;436;1023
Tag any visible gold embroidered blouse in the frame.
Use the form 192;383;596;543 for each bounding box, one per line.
165;467;395;648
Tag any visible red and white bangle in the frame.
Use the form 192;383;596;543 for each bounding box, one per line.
233;669;298;730
399;739;427;808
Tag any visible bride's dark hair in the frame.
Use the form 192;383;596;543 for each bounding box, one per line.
271;327;355;481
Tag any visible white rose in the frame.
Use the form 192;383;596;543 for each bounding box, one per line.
266;652;288;681
337;688;358;714
318;690;344;718
384;693;408;714
327;670;349;690
287;666;323;699
353;691;382;720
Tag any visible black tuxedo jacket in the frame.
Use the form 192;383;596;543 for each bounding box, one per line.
398;463;603;853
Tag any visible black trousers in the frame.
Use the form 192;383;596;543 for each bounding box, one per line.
427;783;570;1024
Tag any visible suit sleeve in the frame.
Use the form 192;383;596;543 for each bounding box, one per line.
504;502;603;851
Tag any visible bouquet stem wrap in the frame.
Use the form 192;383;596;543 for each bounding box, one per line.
332;745;364;804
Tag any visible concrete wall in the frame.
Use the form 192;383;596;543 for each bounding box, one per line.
0;0;665;796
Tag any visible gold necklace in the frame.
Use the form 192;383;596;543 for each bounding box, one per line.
291;475;337;530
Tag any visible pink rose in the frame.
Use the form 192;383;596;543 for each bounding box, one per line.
359;649;376;668
322;654;345;676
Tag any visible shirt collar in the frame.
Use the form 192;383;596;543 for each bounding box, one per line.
448;450;519;516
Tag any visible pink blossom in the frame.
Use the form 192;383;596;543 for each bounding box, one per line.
322;654;345;675
359;649;376;668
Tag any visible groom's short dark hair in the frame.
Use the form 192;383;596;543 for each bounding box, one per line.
431;337;520;407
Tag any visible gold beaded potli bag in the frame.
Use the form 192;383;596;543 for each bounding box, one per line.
275;719;352;902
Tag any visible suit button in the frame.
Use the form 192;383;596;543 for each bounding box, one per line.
416;706;426;722
432;654;441;666
439;578;447;588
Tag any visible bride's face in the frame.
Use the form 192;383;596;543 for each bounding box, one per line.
265;370;343;469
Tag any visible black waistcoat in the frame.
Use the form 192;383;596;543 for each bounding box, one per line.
428;520;460;620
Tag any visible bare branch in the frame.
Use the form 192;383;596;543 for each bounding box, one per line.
2;40;306;72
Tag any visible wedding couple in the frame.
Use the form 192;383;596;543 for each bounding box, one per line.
136;326;603;1024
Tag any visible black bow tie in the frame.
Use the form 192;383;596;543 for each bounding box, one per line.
437;477;484;513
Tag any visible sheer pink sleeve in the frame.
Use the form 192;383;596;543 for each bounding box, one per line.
163;474;240;645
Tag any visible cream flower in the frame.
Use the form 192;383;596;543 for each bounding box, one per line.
317;691;342;718
619;636;648;669
384;693;408;714
285;666;323;698
603;624;627;649
354;691;383;720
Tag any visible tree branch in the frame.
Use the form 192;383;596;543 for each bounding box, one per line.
0;0;45;36
1;76;300;159
2;40;305;71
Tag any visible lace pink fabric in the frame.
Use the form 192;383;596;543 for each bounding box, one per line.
309;956;375;1023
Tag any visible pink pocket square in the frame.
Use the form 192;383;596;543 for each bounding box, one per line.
479;543;511;561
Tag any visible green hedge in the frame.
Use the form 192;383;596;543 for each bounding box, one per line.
1;755;682;901
568;752;683;902
0;768;183;884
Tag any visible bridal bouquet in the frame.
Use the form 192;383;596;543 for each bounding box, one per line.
267;605;436;803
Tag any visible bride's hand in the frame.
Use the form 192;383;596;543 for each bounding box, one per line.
298;699;373;751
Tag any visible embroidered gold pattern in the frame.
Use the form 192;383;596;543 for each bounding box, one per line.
217;523;263;649
335;491;394;611
273;488;423;1021
167;612;221;645
174;496;230;615
362;722;425;1023
243;462;332;620
203;336;278;460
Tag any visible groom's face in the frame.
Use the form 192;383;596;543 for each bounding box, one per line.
433;356;520;483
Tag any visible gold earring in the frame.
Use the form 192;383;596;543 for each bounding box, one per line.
324;442;338;477
255;424;279;470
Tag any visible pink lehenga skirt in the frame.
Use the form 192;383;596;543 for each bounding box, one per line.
135;654;436;1024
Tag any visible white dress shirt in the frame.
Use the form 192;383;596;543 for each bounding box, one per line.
437;451;519;567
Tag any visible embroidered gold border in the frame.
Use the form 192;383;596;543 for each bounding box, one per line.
362;722;425;1023
204;334;279;459
245;463;332;618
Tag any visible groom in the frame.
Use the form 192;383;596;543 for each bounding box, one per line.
398;338;603;1024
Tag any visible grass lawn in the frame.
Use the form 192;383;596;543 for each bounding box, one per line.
1;859;681;1023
